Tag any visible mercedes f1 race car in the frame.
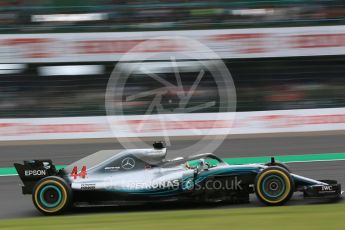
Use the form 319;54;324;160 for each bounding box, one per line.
14;142;342;215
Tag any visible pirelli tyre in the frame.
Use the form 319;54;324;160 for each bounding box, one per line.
255;166;294;206
32;176;72;215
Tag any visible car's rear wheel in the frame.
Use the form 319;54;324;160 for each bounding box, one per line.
255;166;294;206
32;176;72;215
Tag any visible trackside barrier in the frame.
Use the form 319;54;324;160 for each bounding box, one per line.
0;108;344;141
0;26;345;63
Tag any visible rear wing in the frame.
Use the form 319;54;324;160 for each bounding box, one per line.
14;160;58;194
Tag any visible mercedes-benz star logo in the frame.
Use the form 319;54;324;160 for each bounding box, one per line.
121;157;135;170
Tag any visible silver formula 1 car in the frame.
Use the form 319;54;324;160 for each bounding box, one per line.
14;142;342;215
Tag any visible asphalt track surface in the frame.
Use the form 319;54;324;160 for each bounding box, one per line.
0;134;345;219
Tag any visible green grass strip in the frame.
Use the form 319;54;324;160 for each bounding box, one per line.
224;152;345;164
2;152;345;176
0;204;344;229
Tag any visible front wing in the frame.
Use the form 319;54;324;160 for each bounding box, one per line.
303;183;342;199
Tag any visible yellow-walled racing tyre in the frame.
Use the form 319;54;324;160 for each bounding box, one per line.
255;166;294;206
32;176;72;215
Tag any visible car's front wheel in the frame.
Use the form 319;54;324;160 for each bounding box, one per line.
255;166;294;206
32;176;72;215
